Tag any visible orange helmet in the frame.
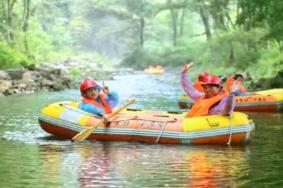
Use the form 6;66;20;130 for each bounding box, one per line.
198;72;209;82
201;74;222;87
80;80;99;95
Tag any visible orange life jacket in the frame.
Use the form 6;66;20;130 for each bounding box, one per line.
225;77;246;93
82;93;112;114
186;93;227;118
194;81;204;92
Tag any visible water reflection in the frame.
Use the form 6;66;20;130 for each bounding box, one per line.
38;143;81;187
77;143;249;187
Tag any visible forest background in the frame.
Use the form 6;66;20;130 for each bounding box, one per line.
1;0;283;87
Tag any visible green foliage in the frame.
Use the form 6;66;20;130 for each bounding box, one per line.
208;28;266;68
69;67;81;79
89;51;111;68
237;0;283;41
122;41;204;69
247;43;283;78
121;48;160;69
69;16;91;49
0;41;31;69
0;0;282;83
24;18;55;61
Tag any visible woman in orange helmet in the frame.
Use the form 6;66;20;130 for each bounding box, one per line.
181;62;235;117
79;79;119;117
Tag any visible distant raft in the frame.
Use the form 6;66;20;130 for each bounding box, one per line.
38;101;255;145
144;65;164;74
178;88;283;112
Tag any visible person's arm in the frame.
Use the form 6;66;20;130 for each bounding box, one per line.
80;103;105;116
222;93;235;116
180;63;204;101
105;91;119;108
221;83;238;115
103;86;119;108
208;95;235;116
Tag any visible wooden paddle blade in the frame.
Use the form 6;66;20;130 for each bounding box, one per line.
72;127;93;141
72;127;95;141
72;98;135;142
72;121;104;141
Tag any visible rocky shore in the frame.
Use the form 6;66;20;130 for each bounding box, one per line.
0;58;119;96
0;57;282;96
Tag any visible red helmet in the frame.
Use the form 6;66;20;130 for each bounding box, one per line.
198;72;209;82
201;74;222;86
80;80;98;95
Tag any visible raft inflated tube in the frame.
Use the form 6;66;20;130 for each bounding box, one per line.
38;101;255;145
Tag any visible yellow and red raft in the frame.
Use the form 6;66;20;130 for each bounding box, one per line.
178;89;283;112
38;101;255;145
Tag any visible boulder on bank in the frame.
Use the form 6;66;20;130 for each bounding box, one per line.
0;57;122;96
0;70;10;80
0;66;73;95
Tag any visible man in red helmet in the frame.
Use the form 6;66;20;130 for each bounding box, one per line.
79;79;119;117
181;62;235;117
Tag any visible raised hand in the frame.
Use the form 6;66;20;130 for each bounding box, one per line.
231;81;241;93
103;86;110;95
181;62;194;73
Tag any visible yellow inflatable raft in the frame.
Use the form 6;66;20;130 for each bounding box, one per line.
178;88;283;112
38;101;255;145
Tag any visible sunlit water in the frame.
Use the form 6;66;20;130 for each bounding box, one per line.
0;71;283;188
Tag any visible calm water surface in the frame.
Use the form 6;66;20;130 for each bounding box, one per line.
0;72;283;188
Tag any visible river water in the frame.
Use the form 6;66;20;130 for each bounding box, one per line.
0;72;283;188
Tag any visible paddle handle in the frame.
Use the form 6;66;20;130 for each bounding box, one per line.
72;99;135;142
105;99;135;119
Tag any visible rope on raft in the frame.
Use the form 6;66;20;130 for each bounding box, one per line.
109;116;178;143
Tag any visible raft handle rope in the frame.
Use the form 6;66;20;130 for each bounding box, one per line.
227;116;233;145
110;116;177;124
206;116;233;145
108;116;178;144
155;118;178;143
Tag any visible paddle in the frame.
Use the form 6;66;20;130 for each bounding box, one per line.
72;99;135;142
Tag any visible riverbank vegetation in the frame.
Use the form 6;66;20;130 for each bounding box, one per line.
0;0;283;87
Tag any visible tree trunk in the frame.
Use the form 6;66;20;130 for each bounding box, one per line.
140;17;144;48
139;0;144;49
179;0;188;37
22;0;31;51
22;0;30;32
4;0;17;45
210;0;228;31
277;40;283;52
167;0;178;47
199;6;212;40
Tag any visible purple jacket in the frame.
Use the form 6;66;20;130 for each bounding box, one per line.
181;73;235;116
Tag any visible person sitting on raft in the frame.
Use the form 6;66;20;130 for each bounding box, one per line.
225;74;248;96
79;79;119;117
181;62;235;117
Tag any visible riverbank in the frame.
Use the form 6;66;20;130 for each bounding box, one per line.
0;57;133;96
1;59;283;96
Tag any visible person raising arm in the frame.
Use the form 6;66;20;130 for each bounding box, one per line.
79;79;119;117
181;62;235;117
